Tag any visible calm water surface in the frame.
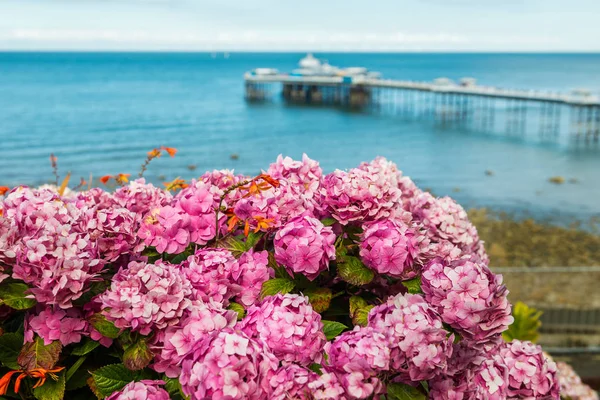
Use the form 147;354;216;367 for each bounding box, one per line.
1;52;599;219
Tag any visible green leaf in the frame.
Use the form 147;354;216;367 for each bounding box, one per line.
502;301;542;343
267;252;289;279
89;364;143;398
0;332;24;370
402;277;423;294
71;339;100;356
219;234;261;258
18;337;62;371
164;376;186;399
169;251;190;265
320;218;337;226
66;356;87;382
33;371;66;400
304;288;332;313
349;296;373;327
387;382;426;400
123;338;153;371
228;302;246;320
260;278;295;299
337;256;374;286
308;363;323;375
321;320;347;340
0;283;37;310
88;314;121;339
245;232;263;249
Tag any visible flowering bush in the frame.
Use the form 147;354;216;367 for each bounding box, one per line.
0;150;591;399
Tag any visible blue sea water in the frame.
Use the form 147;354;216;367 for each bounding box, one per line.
1;52;600;219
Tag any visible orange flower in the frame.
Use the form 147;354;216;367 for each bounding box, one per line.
253;216;276;233
258;174;280;188
0;367;65;396
227;214;240;232
147;148;162;159
99;175;112;185
0;186;9;196
115;173;130;185
162;146;177;157
163;177;188;192
49;154;57;164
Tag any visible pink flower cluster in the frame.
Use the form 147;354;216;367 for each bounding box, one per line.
105;380;170;400
274;214;336;280
25;307;87;346
240;294;326;365
359;220;424;279
269;364;319;400
367;293;454;382
557;361;599;400
179;329;278;400
422;258;514;345
100;260;192;335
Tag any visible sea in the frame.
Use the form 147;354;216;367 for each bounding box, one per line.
1;52;599;220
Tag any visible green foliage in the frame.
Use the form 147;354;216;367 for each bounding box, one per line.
219;233;263;258
337;256;374;286
502;301;542;343
88;363;152;399
402;277;423;294
349;296;373;327
88;314;121;339
321;320;347;340
387;382;426;400
71;340;100;357
18;337;62;370
0;283;37;310
228;302;246;320
0;332;24;370
320;218;337;226
304;288;332;313
123;338;153;371
260;278;295;299
33;371;66;400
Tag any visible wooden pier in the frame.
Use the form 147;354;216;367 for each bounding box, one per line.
244;73;600;142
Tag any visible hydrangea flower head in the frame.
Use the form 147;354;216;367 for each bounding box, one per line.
240;293;326;365
421;257;514;345
25;307;87;346
100;260;192;335
106;380;170;400
235;250;272;307
179;329;278;400
367;293;453;382
274;214;335;280
269;364;319;400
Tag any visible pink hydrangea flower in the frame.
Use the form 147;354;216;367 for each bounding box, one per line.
180;248;241;305
320;163;402;225
87;207;144;262
113;179;172;216
557;361;599;400
410;192;483;255
307;368;348;400
138;205;191;254
25;307;88;346
359;220;425;279
368;293;453;382
179;329;278;400
270;364;319;400
421;258;514;346
151;300;237;378
325;326;389;399
235;250;272;307
233;187;281;232
498;340;560;399
173;180;220;244
274;214;335;280
100;260;192;335
4;187;104;308
106;380;170;400
240;294;326;365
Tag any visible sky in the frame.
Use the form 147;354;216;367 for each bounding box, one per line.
0;0;599;52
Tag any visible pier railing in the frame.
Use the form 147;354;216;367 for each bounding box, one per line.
244;73;600;142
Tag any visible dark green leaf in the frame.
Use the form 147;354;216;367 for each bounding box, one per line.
89;364;143;398
245;232;263;249
402;277;423;294
219;236;249;258
260;278;295;299
304;288;332;313
228;302;246;320
123;338;153;371
320;218;337;227
71;339;100;356
164;376;185;399
88;314;121;339
337;256;374;286
17;337;61;371
267;252;289;279
321;320;347;340
169;252;190;265
0;283;36;310
0;332;24;370
66;356;87;382
308;363;323;375
33;371;65;400
387;382;426;400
